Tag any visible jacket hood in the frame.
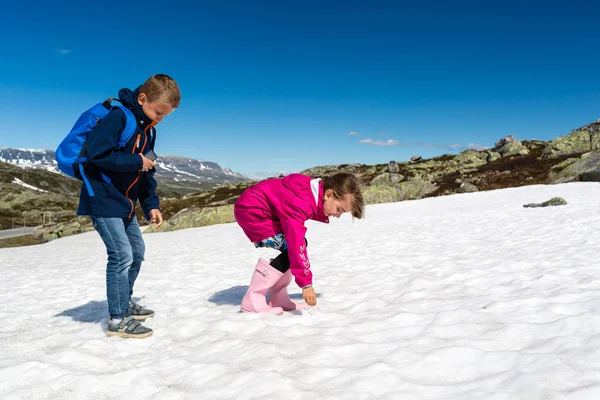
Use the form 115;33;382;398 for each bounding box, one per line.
118;87;153;131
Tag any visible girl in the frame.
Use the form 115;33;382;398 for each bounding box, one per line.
234;172;365;314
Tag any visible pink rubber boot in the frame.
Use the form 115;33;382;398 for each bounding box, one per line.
268;269;310;311
241;258;284;314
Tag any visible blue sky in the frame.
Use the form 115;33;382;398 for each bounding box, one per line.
1;1;600;175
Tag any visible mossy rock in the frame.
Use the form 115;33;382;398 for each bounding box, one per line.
363;180;437;204
32;217;93;243
550;151;600;183
523;197;567;208
456;182;479;193
498;142;529;157
145;204;236;233
542;123;600;158
487;152;501;162
453;150;488;166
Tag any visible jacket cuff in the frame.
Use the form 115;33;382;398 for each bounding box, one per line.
134;154;144;171
295;274;312;289
142;202;160;221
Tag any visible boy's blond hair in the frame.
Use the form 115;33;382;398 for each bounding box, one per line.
323;173;365;219
139;74;181;108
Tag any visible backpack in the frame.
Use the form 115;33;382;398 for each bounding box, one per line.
56;98;137;196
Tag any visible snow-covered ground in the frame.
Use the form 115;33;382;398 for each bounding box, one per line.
1;183;600;399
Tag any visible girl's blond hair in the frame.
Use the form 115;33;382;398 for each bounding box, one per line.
322;173;365;219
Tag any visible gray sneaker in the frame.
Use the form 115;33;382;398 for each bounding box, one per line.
127;301;155;321
107;316;153;338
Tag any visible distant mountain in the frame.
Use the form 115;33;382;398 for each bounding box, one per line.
154;155;245;182
0;148;247;195
0;148;59;173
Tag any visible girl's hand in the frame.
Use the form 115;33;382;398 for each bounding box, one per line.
302;286;317;306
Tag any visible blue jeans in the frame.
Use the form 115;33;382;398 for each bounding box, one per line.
90;216;145;319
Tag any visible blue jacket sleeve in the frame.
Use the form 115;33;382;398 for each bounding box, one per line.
138;169;160;220
86;108;143;172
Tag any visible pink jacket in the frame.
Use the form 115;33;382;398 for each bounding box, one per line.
234;174;329;288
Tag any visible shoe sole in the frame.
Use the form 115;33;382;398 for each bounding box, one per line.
107;330;153;339
129;313;155;321
241;306;283;315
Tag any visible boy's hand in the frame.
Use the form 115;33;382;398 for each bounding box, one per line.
140;155;155;172
149;209;163;228
302;286;317;306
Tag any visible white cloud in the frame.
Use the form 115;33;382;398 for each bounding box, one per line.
467;143;489;150
359;139;400;147
54;48;71;55
358;139;490;151
348;131;359;136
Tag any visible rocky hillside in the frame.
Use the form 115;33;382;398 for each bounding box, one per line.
0;162;81;230
141;121;600;235
21;120;600;243
0;160;208;230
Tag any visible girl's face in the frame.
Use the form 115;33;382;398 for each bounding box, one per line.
323;189;352;218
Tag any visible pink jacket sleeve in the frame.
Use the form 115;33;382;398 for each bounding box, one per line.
280;215;313;288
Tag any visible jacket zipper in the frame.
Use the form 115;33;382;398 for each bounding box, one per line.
125;126;152;218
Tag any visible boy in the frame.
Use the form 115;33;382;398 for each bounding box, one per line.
77;74;181;338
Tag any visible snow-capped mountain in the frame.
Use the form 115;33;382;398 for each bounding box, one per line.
154;155;245;182
0;148;60;174
0;148;246;192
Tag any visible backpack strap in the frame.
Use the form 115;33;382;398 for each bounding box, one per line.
77;162;95;197
112;104;137;149
102;97;115;110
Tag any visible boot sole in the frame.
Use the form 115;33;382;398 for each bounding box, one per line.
129;313;154;321
269;303;310;311
106;330;153;339
241;306;283;315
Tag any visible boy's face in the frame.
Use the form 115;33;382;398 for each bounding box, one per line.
322;190;352;219
138;93;175;123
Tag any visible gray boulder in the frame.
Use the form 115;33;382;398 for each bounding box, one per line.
542;122;600;159
453;149;488;166
494;135;529;157
387;161;400;173
456;182;479;193
370;172;405;186
363;179;437;204
145;204;236;233
523;197;567;208
33;217;94;242
487;151;502;162
550;151;600;183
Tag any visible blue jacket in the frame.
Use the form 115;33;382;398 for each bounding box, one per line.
76;88;159;220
